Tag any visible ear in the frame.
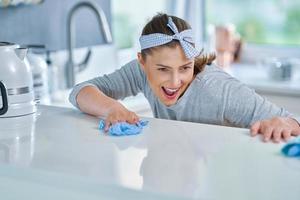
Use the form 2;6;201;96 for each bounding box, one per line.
137;52;146;71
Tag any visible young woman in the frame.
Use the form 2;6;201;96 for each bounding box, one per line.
69;13;300;143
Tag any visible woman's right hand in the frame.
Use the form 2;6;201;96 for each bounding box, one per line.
104;102;140;132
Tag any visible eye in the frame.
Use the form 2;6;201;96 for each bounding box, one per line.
180;66;192;71
157;68;168;72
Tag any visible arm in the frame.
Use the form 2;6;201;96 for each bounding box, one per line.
76;85;139;131
222;77;300;142
76;85;121;118
69;60;145;130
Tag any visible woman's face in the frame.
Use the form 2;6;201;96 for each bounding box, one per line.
138;45;195;106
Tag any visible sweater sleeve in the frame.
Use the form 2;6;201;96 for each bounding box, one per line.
69;59;145;109
222;76;299;128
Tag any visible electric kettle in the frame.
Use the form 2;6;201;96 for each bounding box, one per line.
0;42;36;117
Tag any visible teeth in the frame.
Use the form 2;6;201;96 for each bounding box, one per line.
165;88;179;92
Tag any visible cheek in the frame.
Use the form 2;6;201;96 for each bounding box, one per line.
185;71;194;82
146;70;166;86
180;67;195;83
147;70;194;87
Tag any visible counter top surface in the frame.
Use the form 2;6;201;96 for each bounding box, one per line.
0;105;299;199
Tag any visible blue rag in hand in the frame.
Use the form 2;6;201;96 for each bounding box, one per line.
281;137;300;157
99;120;149;136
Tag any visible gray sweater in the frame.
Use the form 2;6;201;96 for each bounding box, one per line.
69;59;298;128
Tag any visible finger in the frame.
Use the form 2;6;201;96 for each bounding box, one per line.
111;119;118;125
127;112;139;124
250;121;261;136
282;129;291;142
291;128;300;136
104;119;111;132
133;114;140;123
117;119;124;123
134;114;140;123
127;114;135;124
262;127;273;142
272;128;283;143
104;117;119;131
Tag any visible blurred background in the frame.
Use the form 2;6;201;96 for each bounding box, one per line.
0;0;300;116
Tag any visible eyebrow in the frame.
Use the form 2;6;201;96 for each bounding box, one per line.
156;62;193;68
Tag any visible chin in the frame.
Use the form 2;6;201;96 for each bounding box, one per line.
163;101;174;106
160;96;179;106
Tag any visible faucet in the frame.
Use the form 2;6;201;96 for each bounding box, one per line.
65;1;112;88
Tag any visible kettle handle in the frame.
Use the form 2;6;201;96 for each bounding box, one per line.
0;81;8;115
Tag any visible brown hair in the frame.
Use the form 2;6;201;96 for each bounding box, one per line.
140;13;215;74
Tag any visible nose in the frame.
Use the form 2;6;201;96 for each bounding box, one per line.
170;72;181;87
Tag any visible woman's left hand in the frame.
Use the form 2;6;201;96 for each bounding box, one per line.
250;117;300;143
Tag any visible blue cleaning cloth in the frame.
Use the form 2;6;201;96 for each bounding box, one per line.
281;137;300;157
99;120;148;136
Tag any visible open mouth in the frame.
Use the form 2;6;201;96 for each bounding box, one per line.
161;86;180;99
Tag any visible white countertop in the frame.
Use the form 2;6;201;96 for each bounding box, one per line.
1;105;299;199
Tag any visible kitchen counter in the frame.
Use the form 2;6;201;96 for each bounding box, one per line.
225;63;300;96
1;105;299;199
49;89;153;117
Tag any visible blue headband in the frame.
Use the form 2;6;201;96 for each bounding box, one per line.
139;17;202;59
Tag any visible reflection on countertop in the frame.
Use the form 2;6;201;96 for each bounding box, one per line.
1;105;300;199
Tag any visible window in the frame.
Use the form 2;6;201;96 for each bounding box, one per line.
112;0;205;50
112;0;169;49
206;0;300;46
